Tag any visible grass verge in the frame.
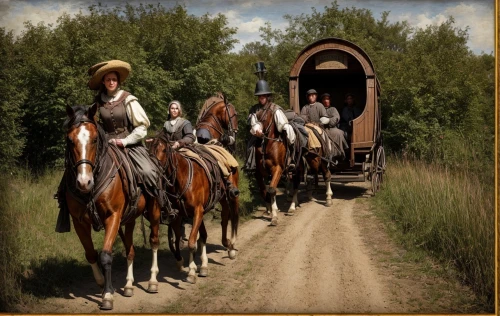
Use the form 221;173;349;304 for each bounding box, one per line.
372;156;494;311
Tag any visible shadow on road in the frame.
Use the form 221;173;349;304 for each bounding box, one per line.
20;239;234;302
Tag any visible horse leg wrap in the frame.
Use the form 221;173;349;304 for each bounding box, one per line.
100;251;115;295
267;187;276;195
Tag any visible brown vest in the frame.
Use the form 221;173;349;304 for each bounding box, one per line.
96;91;132;139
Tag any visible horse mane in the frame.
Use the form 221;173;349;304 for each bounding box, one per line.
196;93;225;125
63;105;89;130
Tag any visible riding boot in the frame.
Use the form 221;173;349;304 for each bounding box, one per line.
286;146;296;171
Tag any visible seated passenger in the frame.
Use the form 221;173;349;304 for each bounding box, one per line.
321;93;348;160
340;93;362;136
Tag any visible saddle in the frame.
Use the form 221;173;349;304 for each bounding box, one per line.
178;143;226;214
55;143;144;232
304;123;333;159
203;139;239;177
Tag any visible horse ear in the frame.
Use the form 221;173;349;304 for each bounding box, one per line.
87;103;98;121
66;104;75;118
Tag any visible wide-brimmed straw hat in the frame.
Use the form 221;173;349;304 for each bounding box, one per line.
87;60;131;90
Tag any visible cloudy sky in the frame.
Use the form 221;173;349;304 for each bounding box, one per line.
0;0;494;55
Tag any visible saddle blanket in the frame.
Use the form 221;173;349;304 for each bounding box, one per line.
204;142;238;177
304;123;323;149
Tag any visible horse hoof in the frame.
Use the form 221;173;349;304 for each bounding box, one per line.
147;282;158;293
186;275;197;284
100;299;113;310
270;216;278;226
199;267;208;277
123;287;134;297
325;199;332;207
287;209;295;216
229;249;237;259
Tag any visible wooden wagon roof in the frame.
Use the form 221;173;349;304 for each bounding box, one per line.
289;37;380;92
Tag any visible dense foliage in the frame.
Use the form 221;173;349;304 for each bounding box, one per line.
0;2;493;173
237;3;494;177
2;4;238;170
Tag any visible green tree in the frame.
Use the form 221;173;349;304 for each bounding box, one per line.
11;3;237;170
0;28;25;170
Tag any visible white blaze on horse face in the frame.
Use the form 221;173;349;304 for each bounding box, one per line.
76;125;94;192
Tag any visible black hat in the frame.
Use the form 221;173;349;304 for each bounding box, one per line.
320;93;330;100
306;89;317;96
254;79;272;96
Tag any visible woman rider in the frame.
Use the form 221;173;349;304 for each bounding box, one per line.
88;60;160;198
55;60;161;232
163;100;196;147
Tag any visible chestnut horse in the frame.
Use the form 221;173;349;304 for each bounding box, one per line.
251;107;333;220
195;93;238;153
251;103;291;225
63;104;161;310
149;131;239;283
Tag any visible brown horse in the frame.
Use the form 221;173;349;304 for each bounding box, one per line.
149;131;239;284
250;108;332;217
63;104;161;310
287;134;333;214
250;103;292;225
195;93;238;153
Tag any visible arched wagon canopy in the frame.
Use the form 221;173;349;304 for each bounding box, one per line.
289;37;381;155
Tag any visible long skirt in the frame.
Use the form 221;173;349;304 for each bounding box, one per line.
325;127;349;159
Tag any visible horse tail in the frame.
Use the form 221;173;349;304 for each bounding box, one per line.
118;226;126;249
229;171;240;241
167;223;175;254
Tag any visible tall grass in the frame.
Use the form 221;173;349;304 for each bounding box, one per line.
0;169;97;311
373;157;494;308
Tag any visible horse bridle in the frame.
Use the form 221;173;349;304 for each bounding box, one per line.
256;103;282;142
151;132;193;200
196;100;238;140
67;117;99;172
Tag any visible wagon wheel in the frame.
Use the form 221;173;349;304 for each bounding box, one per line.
371;146;386;195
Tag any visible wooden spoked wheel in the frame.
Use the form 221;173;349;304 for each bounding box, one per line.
371;146;385;195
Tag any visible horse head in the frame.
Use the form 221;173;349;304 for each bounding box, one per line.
256;103;278;139
195;95;238;146
64;103;99;193
149;130;173;169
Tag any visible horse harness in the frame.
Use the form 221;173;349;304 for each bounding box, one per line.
153;131;225;219
253;102;292;170
61;117;142;232
196;96;238;152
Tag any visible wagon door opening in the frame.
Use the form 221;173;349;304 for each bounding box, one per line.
289;38;382;183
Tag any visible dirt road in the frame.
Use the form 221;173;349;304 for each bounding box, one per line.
32;182;479;314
